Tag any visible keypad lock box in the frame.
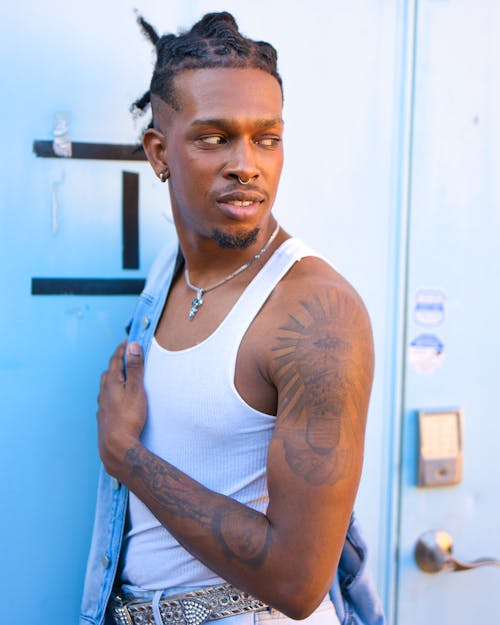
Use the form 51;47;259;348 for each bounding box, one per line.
418;409;463;487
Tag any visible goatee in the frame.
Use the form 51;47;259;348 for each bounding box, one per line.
212;227;259;250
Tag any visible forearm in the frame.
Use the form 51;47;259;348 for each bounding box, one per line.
124;444;271;569
116;444;324;618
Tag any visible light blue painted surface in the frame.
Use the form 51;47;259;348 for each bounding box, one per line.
0;2;408;623
0;4;177;623
396;1;500;622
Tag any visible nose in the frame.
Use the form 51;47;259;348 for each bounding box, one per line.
223;139;260;184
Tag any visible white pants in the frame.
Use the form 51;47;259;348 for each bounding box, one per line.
252;595;341;625
121;587;341;625
152;595;341;625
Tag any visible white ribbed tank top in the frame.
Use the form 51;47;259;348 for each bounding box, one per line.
121;238;317;592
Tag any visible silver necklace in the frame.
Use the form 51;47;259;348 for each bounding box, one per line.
184;223;280;320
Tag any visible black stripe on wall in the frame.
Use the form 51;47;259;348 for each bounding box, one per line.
33;141;147;161
122;172;140;269
31;278;145;296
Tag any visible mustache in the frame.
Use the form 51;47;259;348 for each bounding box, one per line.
217;182;269;199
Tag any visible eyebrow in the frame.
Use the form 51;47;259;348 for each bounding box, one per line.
191;117;284;129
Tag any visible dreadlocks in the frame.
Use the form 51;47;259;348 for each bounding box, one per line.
132;11;283;124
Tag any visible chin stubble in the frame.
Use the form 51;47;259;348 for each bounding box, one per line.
212;227;260;250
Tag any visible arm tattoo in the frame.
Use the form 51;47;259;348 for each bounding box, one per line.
213;504;271;568
272;292;371;486
125;446;271;568
125;446;212;526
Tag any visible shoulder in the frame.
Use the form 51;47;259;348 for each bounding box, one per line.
270;252;372;342
253;249;374;388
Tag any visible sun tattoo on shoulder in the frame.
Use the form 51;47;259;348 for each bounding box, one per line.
271;290;371;486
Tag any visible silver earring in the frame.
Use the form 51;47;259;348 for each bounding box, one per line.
159;170;169;183
237;176;251;185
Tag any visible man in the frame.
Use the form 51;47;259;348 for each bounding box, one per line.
81;11;376;625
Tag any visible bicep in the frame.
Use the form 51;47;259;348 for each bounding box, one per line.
265;287;373;575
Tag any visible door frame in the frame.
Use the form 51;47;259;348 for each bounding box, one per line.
385;1;418;622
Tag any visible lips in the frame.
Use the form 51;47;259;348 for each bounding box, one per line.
216;189;266;221
217;190;265;204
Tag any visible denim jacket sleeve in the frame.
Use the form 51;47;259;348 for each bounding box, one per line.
329;514;386;625
80;239;179;625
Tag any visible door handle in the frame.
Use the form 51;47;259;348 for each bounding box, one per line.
415;530;500;573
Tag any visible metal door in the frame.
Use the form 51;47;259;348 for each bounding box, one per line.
396;1;500;622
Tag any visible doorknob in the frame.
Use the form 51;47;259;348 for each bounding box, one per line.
415;530;500;573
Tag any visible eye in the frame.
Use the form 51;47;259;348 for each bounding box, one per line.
199;135;226;145
256;136;281;148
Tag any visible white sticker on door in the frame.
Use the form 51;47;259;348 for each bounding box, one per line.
414;289;446;326
408;334;445;375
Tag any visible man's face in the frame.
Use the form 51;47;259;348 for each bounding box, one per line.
153;67;284;247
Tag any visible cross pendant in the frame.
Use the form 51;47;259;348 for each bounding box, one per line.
188;289;204;320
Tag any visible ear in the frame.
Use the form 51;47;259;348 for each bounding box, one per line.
142;128;169;179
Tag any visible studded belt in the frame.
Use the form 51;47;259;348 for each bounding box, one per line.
112;582;268;625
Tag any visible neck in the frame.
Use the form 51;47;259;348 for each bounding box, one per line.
178;219;282;285
182;221;282;321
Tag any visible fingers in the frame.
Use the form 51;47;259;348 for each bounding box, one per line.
100;340;142;391
108;340;127;371
103;340;125;382
99;370;107;393
97;370;106;409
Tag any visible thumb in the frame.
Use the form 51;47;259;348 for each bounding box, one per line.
125;341;144;379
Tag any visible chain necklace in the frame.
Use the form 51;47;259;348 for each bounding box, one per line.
184;223;280;320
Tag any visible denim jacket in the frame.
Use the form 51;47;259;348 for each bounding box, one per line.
80;238;385;625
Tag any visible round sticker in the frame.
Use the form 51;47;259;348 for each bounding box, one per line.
414;289;446;326
408;334;445;375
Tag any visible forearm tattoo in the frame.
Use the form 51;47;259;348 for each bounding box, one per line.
272;292;371;486
125;446;212;525
125;446;271;567
214;504;271;567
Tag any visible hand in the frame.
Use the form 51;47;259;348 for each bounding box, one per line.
97;340;148;478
